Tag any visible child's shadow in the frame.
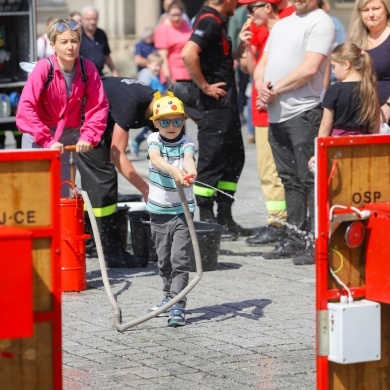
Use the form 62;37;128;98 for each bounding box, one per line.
187;298;272;324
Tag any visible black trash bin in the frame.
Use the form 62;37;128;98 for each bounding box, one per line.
128;212;223;271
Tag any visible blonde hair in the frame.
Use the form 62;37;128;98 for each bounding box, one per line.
47;18;81;43
331;42;380;132
348;0;390;48
147;52;164;66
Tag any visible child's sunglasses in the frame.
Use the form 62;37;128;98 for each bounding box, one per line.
54;19;79;33
158;118;184;128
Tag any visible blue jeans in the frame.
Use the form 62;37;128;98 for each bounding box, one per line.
268;106;322;246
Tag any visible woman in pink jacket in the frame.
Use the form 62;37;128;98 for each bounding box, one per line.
16;18;108;194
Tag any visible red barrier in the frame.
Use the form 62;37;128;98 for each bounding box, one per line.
0;227;33;339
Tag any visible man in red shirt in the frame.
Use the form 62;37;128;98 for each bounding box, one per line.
238;0;293;247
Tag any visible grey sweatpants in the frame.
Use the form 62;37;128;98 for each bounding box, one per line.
150;213;192;306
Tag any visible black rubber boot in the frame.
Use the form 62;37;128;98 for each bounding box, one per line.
217;203;254;239
89;212;147;268
84;212;98;258
199;205;217;223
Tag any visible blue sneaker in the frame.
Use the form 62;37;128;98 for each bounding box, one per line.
131;140;140;156
168;304;186;327
148;296;171;317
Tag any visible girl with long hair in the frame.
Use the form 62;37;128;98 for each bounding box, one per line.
318;42;380;138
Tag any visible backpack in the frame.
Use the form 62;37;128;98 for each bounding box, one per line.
44;56;88;91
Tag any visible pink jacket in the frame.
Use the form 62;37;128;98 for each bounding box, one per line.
16;55;108;148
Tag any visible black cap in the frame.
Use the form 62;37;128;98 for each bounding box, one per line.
169;82;203;120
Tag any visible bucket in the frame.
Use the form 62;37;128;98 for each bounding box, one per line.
60;182;90;292
117;193;143;203
117;195;147;250
128;211;157;263
189;221;223;272
128;211;223;271
116;206;129;250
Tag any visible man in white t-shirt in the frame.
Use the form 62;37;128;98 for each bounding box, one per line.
254;0;335;265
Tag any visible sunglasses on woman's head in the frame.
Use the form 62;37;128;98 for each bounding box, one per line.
158;118;184;128
54;19;79;33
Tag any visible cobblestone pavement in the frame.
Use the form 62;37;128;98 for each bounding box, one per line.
58;122;316;389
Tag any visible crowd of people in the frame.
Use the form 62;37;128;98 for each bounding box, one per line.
12;0;390;326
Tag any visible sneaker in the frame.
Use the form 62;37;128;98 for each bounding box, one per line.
131;140;140;156
168;304;186;327
148;296;171;317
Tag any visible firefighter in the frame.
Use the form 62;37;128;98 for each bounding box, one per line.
182;0;254;240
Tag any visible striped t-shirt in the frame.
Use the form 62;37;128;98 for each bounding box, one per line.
146;132;196;215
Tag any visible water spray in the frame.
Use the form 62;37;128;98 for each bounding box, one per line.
192;180;314;241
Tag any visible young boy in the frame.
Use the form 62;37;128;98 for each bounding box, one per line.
147;91;197;327
132;53;168;156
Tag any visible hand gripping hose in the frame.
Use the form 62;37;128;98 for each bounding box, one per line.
80;180;203;332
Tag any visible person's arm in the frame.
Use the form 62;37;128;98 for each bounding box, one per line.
182;152;197;185
104;54;118;76
181;40;227;100
79;61;109;148
323;61;331;92
317;107;333;137
148;148;186;185
156;48;173;85
110;123;149;200
257;52;328;105
134;54;149;69
272;52;327;95
380;100;390;124
16;59;56;147
238;23;257;75
253;51;269;110
308;107;333;170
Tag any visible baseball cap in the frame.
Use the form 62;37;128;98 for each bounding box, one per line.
169;82;203;121
150;93;185;121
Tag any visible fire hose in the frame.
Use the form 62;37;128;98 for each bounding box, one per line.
64;144;203;332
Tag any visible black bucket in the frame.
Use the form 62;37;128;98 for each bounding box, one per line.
128;211;223;271
189;221;223;272
128;211;158;263
116;206;129;250
117;193;143;203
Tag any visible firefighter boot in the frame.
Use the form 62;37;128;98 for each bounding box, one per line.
199;205;217;223
84;212;98;258
98;212;147;268
199;205;237;241
217;203;255;240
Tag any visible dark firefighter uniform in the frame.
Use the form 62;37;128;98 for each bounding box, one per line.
188;5;253;239
77;77;155;267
